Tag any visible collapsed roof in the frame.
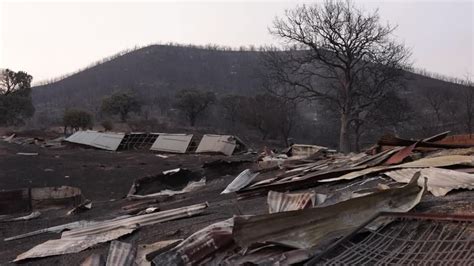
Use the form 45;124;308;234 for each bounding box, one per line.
64;131;247;155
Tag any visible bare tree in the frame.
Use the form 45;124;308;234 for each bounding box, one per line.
422;87;445;127
263;0;410;152
175;89;216;126
463;74;474;136
220;94;246;129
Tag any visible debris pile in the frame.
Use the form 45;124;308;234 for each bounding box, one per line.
2;131;473;264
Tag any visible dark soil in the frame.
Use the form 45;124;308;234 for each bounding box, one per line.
0;141;472;265
0;141;261;265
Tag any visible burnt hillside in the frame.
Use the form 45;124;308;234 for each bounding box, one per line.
32;45;262;112
31;44;471;142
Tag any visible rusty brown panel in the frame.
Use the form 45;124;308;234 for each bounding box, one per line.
436;134;474;145
384;142;417;165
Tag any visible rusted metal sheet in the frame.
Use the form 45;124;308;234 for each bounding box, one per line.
306;212;474;265
378;133;472;149
106;241;137;266
436;133;474;145
14;203;208;261
152;218;235;265
384;142;417;165
233;176;425;249
150;133;193;153
384;167;474;196
267;190;315;213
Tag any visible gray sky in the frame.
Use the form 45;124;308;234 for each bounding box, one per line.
1;0;473;83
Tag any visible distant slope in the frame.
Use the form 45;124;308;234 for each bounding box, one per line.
32;44;469;121
32;45;262;111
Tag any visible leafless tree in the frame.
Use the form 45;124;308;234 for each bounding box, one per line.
263;0;411;152
463;74;474;136
421;87;445;127
174;89;216;126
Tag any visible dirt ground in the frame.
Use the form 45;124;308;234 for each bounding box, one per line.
0;141;473;265
0;141;264;265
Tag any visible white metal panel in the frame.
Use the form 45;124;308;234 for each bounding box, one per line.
90;133;125;151
65;131;99;146
150;134;193;153
195;134;236;156
65;131;125;151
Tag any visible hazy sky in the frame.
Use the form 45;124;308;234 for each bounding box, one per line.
1;0;473;83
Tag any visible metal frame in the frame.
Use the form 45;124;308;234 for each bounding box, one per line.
305;212;474;265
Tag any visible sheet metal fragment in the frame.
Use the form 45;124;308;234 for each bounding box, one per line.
267;190;315;213
106;241;137;266
14;203;208;261
384;167;474;196
233;176;425;249
320;155;474;183
221;169;259;194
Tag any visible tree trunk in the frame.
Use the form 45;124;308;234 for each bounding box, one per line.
354;125;361;152
339;112;351;153
120;112;127;122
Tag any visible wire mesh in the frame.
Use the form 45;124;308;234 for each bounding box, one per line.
314;213;474;265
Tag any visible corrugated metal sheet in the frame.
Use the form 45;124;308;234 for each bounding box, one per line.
221;169;259;194
14;202;208;261
65;131;125;151
384;167;474;196
267;191;315;213
319;155;474;183
195;135;236;156
150;134;193;153
152;218;235;265
106;241;136;266
15;226;137;262
233;176;425;249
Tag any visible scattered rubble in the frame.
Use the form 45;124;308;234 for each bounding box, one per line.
13;203;209;261
2;131;474;264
